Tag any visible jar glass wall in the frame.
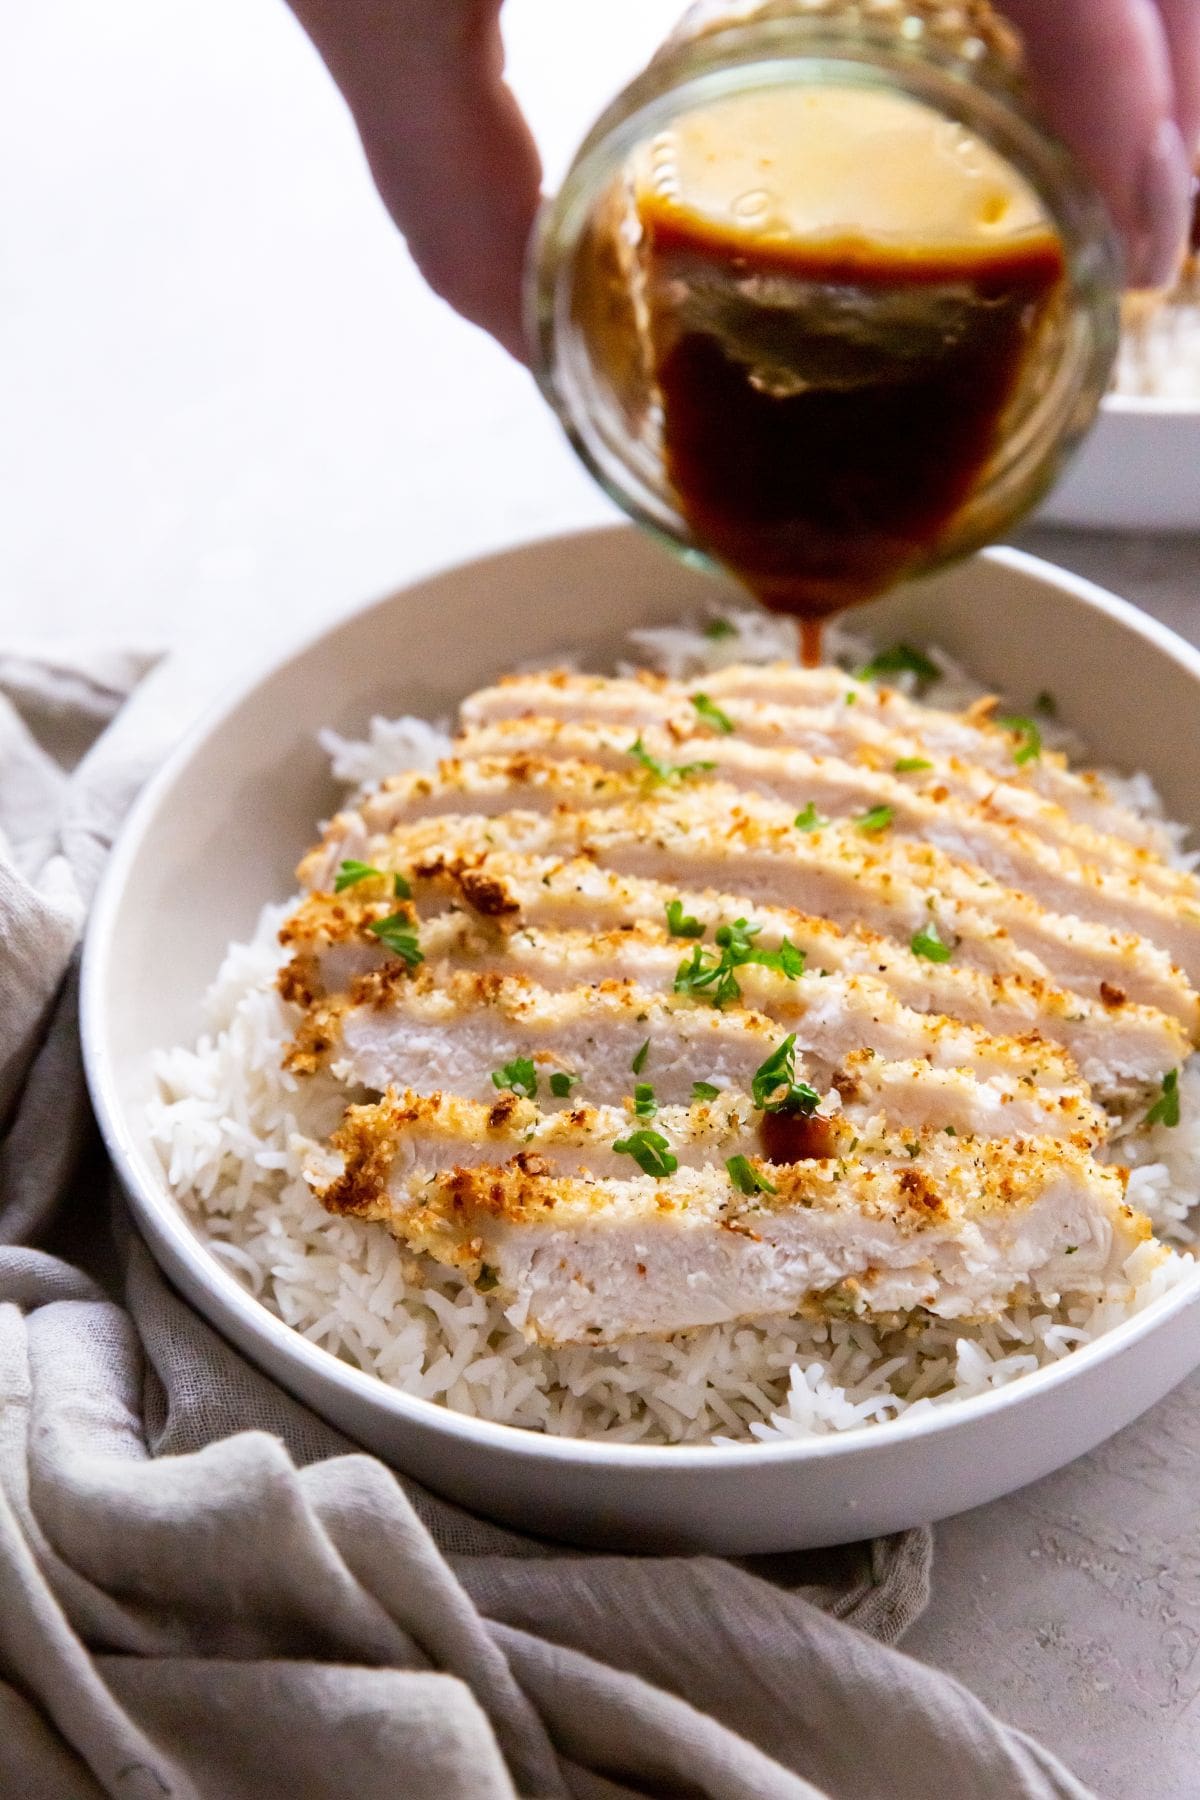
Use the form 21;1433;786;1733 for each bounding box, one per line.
529;3;1120;627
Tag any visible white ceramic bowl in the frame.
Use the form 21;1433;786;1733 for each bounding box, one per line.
1039;397;1200;531
82;526;1200;1553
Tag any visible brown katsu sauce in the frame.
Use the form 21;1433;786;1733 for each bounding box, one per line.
639;211;1066;664
759;1108;839;1165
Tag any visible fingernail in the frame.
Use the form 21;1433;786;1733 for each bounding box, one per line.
1133;118;1193;289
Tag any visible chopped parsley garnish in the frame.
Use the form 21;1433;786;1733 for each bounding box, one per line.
855;804;894;835
998;715;1042;766
633;1082;657;1119
703;617;736;640
751;1034;821;1115
368;915;423;967
1146;1068;1181;1129
726;1155;777;1197
491;1057;538;1098
692;1081;721;1103
392;872;413;899
627;736;716;785
666;898;705;939
549;1071;579;1099
715;918;803;976
690;692;734;734
335;860;381;892
675;942;742;1009
631;1038;650;1075
856;644;938;687
474;1264;500;1292
894;757;932;774
674;919;804;1008
911;921;953;963
613;1128;678;1178
795;802;827;833
1034;690;1058;718
1064;1245;1078;1256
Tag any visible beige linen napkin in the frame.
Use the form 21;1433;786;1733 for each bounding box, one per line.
0;644;1097;1799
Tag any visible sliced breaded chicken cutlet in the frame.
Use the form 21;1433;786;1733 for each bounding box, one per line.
281;658;1193;1344
308;1089;1151;1345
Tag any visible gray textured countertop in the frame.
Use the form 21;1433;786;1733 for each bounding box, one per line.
3;5;1198;1793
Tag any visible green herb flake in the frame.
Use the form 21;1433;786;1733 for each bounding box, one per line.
1146;1067;1181;1129
1064;1245;1078;1256
751;1034;821;1116
911;921;953;964
692;1081;721;1103
674;943;738;1008
633;1082;657;1120
998;714;1043;767
795;802;827;833
666;898;705;940
335;859;382;892
392;872;413;899
1034;690;1058;718
368;914;424;967
491;1057;538;1099
631;1038;651;1075
703;617;736;640
856;643;939;687
855;804;894;835
613;1128;678;1179
894;757;932;774
627;735;716;785
675;918;804;1009
726;1155;777;1197
549;1071;579;1099
690;692;734;734
474;1264;500;1293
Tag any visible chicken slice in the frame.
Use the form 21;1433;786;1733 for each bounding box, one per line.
308;1088;1152;1343
460;666;1166;849
453;716;1191;900
306;793;1198;1023
286;902;1082;1088
300;967;1103;1142
280;862;1191;1091
312;756;1200;978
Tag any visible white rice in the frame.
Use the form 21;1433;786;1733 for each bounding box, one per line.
149;606;1199;1446
1114;280;1200;401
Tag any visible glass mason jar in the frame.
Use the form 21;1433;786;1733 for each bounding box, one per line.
528;0;1121;636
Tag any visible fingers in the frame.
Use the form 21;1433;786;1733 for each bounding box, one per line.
1001;0;1192;286
1156;0;1200;150
288;0;541;358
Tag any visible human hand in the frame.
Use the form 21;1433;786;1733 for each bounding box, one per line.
286;0;1200;358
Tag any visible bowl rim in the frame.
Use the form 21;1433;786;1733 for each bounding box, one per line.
81;528;1200;1472
1102;392;1200;419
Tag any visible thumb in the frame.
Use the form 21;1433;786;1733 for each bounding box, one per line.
288;0;542;359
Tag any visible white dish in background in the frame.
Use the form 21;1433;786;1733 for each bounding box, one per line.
1040;396;1200;532
82;526;1200;1553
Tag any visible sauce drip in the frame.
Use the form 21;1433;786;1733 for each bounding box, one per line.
760;1108;839;1165
639;214;1065;663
